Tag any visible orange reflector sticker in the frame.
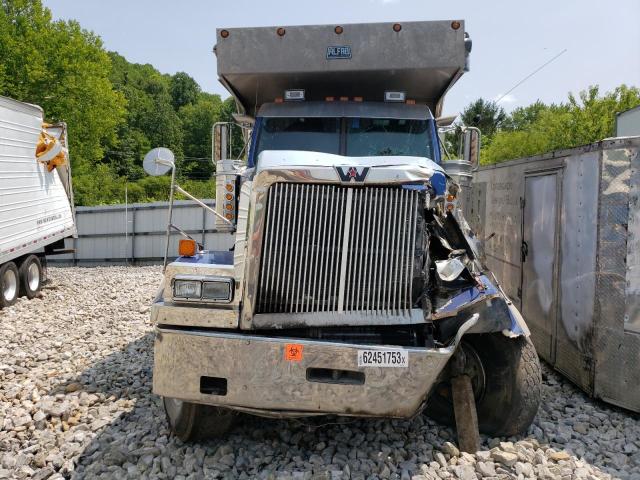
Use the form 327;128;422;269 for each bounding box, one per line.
284;344;303;361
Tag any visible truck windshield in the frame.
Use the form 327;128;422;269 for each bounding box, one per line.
255;117;435;161
255;117;340;156
346;118;434;158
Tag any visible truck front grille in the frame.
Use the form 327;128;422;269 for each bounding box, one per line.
256;183;418;315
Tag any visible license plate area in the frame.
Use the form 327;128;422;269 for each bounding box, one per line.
357;349;409;368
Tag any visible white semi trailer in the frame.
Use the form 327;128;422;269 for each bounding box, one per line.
0;96;76;308
146;21;542;443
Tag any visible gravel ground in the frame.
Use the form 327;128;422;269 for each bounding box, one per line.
1;266;639;480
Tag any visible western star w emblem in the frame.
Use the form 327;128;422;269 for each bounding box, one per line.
335;166;370;183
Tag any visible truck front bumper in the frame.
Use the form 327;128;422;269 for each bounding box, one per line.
153;320;476;418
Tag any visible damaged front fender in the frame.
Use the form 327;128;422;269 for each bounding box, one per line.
433;273;529;342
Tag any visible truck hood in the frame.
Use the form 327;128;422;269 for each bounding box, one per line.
256;150;444;176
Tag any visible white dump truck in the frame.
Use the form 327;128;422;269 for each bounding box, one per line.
146;21;541;442
0;96;76;308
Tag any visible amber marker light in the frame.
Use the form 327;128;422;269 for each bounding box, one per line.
393;23;402;32
334;26;343;34
225;183;234;192
220;29;229;38
225;193;233;201
178;239;197;257
277;27;286;37
451;21;461;30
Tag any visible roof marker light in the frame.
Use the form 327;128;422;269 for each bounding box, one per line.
451;21;461;30
277;27;286;36
335;26;343;34
220;30;229;38
339;96;349;102
393;23;402;32
353;96;363;102
325;96;335;102
384;91;406;102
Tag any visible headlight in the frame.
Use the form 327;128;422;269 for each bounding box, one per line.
202;279;232;302
172;276;233;303
173;280;201;299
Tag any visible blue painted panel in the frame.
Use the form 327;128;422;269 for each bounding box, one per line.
177;250;234;265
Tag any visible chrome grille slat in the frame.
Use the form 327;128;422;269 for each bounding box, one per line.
282;184;296;312
257;183;418;315
406;192;417;316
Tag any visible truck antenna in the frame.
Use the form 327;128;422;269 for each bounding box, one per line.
495;48;567;104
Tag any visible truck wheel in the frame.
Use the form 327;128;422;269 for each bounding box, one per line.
0;262;20;308
19;255;42;299
163;397;235;441
426;334;542;437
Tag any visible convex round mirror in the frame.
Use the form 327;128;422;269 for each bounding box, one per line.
143;147;175;176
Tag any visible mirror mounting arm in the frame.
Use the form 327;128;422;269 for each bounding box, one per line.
173;184;234;228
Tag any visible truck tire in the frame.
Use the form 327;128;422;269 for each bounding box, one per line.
19;255;42;299
0;262;20;308
426;334;541;437
163;397;235;441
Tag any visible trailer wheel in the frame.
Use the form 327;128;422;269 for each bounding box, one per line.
19;255;42;299
426;334;542;437
0;262;20;308
163;397;235;441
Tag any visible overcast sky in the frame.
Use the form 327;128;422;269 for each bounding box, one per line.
43;0;639;115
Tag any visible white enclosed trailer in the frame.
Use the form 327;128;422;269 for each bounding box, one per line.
0;95;76;307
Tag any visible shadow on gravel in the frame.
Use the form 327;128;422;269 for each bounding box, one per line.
50;332;463;479
52;332;640;479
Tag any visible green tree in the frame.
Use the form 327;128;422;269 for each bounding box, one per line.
461;99;506;140
444;98;507;156
106;52;183;178
482;85;640;164
178;92;223;179
170;72;201;110
501;101;549;131
0;0;126;172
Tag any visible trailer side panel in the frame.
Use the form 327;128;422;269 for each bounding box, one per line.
0;96;76;265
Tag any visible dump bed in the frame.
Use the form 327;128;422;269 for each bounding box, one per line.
0;96;76;265
215;21;470;118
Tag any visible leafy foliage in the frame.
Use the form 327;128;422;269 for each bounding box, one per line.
482;85;640;164
1;0;236;205
444;99;506;156
0;0;126;172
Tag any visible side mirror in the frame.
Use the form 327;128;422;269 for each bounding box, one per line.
143;147;175;176
212;123;230;163
462;127;481;170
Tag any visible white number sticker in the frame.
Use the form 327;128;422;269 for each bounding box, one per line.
357;349;408;368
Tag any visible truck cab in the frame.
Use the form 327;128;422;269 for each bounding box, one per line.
148;21;541;442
